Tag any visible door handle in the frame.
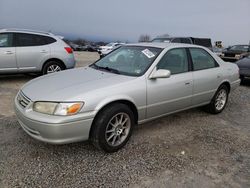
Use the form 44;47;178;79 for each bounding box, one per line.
185;82;190;85
4;51;14;55
40;50;48;53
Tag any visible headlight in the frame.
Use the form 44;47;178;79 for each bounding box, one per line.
235;54;242;59
33;102;84;116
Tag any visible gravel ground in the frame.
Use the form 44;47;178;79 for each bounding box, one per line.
0;52;250;188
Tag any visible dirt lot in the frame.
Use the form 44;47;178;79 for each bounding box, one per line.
0;52;250;188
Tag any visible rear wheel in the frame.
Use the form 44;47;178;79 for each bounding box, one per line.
42;61;65;75
205;85;229;114
90;103;134;153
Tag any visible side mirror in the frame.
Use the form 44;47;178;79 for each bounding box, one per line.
149;69;171;79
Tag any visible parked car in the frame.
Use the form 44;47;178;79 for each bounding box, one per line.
0;28;75;74
151;37;213;50
82;45;99;52
236;54;250;81
15;43;240;152
212;47;224;57
98;42;124;58
220;45;250;62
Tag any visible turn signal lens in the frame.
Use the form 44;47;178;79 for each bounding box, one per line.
67;103;82;115
54;102;84;116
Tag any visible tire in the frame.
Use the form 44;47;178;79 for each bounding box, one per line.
240;75;245;82
90;103;135;153
205;85;229;114
42;61;65;75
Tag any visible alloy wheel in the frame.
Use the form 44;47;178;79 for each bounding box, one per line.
105;113;131;147
47;65;62;74
215;89;227;111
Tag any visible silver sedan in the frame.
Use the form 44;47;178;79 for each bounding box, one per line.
15;43;240;152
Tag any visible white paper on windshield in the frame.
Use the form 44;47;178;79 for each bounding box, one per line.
142;49;155;58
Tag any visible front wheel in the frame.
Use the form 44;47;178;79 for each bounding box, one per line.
90;103;134;153
205;85;229;114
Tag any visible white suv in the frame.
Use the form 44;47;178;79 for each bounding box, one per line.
0;29;76;74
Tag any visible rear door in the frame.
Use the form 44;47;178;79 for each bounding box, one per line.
15;33;51;72
189;48;222;105
0;33;17;73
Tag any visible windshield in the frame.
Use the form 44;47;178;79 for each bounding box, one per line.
229;45;249;52
91;46;162;76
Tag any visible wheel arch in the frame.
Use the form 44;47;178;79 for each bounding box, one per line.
89;99;139;138
219;80;231;93
41;58;66;71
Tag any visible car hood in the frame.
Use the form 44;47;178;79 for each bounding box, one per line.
21;67;135;101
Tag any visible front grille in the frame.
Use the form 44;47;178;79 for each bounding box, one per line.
224;53;235;57
17;91;31;108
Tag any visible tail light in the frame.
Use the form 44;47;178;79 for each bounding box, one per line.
64;47;73;54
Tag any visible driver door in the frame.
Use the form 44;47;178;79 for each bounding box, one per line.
146;48;193;119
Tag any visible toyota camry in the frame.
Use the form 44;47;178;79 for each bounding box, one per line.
15;43;240;152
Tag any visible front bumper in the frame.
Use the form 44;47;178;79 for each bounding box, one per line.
221;56;240;62
14;96;93;144
239;68;250;77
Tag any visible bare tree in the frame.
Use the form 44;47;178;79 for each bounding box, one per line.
138;34;151;42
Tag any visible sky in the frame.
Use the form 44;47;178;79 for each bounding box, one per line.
0;0;250;46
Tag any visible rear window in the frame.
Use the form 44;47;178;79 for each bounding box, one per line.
171;38;181;43
15;33;56;47
152;38;171;43
191;38;212;48
181;38;192;44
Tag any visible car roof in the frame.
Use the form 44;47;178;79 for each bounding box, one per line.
0;28;54;37
126;42;203;49
153;37;190;39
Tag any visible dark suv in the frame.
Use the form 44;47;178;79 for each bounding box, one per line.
151;37;212;50
220;45;250;62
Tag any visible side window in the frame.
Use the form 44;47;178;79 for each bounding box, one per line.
16;33;36;47
157;48;189;74
16;33;56;47
189;48;218;71
0;33;13;47
171;38;181;43
45;36;56;44
181;38;192;44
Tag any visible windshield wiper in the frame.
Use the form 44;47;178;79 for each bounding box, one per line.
90;64;120;74
96;66;120;74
